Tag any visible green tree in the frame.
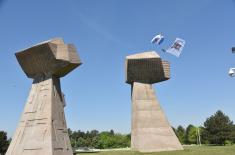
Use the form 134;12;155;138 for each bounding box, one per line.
77;137;87;147
95;131;130;149
126;133;131;141
185;124;193;144
203;110;234;145
91;136;99;148
0;131;9;154
69;129;130;149
232;125;235;143
90;130;99;138
97;132;113;149
69;129;87;148
176;126;186;144
110;130;114;136
187;126;198;144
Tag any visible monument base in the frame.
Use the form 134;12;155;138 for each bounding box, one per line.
131;82;183;153
6;77;73;155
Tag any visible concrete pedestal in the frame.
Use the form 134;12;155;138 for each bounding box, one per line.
131;82;183;152
6;38;81;155
6;77;73;155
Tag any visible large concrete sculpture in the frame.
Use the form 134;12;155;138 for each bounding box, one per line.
125;51;183;153
6;38;82;155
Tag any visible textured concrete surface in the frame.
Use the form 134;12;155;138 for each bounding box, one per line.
125;51;170;84
6;38;81;155
131;82;183;152
15;38;81;79
126;51;183;153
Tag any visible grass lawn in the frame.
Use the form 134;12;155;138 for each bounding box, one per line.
77;146;235;155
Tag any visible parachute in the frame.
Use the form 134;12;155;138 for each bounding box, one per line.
162;38;186;57
151;33;164;45
151;33;186;57
229;68;235;77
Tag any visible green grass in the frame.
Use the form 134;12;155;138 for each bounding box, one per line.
77;146;235;155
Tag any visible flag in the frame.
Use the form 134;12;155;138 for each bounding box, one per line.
165;38;185;57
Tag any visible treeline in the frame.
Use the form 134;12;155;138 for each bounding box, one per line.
174;110;235;145
68;129;130;149
1;110;235;155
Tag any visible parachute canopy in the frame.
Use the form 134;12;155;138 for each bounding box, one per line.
151;33;164;45
163;38;185;57
229;68;235;77
232;47;235;53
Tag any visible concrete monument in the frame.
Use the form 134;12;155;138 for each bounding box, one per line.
6;38;82;155
125;51;183;152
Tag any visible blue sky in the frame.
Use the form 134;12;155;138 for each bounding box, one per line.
1;0;235;136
